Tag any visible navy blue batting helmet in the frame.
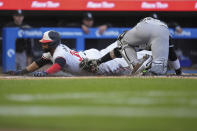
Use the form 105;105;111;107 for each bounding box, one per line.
39;30;61;48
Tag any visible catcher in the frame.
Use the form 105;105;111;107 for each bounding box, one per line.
80;17;182;76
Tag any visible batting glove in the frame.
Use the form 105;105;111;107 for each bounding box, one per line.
33;71;48;77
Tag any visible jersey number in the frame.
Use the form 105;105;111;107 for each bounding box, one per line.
70;50;83;61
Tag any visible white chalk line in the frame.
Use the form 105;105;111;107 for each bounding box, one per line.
5;91;197;105
0;105;197;118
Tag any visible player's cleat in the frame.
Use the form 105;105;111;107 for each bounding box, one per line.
132;54;153;75
175;68;182;75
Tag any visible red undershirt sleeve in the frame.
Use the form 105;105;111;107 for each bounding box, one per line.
46;63;61;74
46;57;66;75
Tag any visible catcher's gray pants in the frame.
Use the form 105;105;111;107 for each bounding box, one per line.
118;18;170;75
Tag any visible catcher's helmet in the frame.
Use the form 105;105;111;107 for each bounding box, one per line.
39;30;61;49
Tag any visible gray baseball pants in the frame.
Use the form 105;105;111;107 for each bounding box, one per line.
118;18;170;75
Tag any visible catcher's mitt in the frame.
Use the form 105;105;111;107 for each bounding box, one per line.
79;58;99;73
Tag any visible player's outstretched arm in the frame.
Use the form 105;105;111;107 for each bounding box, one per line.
6;61;40;76
33;57;66;77
6;55;52;76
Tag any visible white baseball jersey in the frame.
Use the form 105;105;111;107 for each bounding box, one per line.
42;44;85;74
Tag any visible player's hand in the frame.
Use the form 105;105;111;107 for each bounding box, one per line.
33;71;48;77
6;70;24;75
79;58;99;73
98;25;107;35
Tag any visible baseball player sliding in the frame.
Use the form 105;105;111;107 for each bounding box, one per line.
6;30;150;77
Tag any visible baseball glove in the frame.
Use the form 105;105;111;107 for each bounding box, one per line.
79;58;99;73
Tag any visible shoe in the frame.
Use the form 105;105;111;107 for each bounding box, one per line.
175;68;182;75
132;54;153;74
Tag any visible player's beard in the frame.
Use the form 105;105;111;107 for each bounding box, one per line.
42;47;50;53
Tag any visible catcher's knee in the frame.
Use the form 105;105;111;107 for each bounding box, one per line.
117;30;129;48
117;30;128;41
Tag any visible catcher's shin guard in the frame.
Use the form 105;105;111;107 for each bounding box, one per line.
117;30;149;74
117;39;139;71
118;40;133;70
117;40;153;75
119;47;134;71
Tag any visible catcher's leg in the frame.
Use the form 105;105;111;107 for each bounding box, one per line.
118;40;152;74
117;41;137;71
168;36;182;75
117;27;152;74
148;27;169;75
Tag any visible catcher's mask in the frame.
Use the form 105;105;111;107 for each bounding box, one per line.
39;30;61;52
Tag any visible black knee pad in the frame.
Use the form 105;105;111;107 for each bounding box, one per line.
113;47;122;58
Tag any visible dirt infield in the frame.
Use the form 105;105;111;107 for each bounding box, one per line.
0;73;197;80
